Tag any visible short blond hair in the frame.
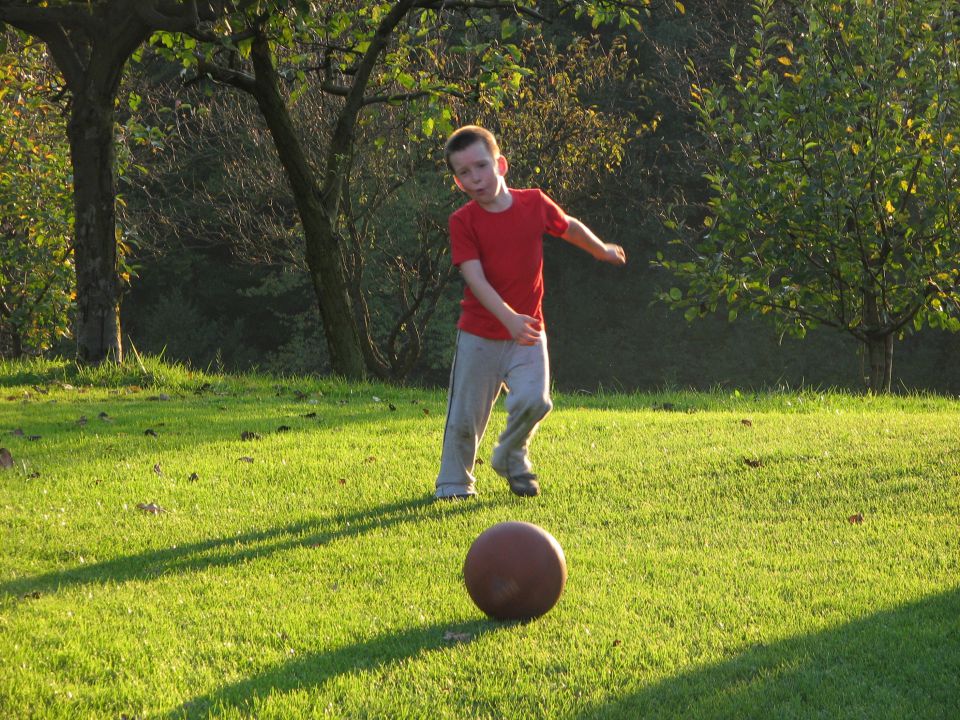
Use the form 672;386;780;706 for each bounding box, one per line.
444;125;500;171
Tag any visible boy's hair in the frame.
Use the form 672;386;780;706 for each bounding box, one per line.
444;125;500;171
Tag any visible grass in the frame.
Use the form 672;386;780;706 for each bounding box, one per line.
1;359;958;719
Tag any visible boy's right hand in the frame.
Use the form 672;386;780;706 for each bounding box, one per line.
505;313;542;345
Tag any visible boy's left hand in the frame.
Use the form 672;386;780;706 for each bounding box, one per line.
599;244;627;265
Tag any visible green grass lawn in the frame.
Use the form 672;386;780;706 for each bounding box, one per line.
1;360;958;719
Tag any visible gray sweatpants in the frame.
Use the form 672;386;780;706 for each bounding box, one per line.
434;330;552;498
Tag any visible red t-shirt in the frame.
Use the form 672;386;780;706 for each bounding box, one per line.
450;188;570;340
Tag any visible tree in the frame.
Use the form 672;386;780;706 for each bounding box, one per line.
657;0;960;392
0;33;73;357
0;0;230;364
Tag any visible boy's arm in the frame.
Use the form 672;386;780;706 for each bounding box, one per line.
560;217;627;265
459;259;542;345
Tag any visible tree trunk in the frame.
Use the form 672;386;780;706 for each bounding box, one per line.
68;87;123;364
865;334;893;393
248;37;368;379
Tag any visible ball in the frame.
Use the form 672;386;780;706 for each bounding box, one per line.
463;521;567;620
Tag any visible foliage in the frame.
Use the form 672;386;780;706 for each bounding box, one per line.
657;0;960;391
0;33;73;357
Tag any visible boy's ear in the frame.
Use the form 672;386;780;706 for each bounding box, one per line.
497;154;509;176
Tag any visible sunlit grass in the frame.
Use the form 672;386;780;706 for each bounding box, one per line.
1;360;958;719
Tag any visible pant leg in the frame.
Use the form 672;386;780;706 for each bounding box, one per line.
434;331;508;498
491;335;552;477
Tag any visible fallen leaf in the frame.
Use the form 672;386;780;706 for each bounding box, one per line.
27;471;40;479
277;425;291;433
27;435;41;441
302;412;317;418
0;448;13;469
241;431;261;441
238;456;254;463
741;419;753;427
98;411;112;421
136;502;166;514
848;512;864;524
365;456;377;463
153;463;163;476
62;383;74;390
388;403;397;412
293;389;308;401
195;383;211;395
612;639;622;647
743;457;763;468
158;393;171;401
372;396;382;403
11;428;24;436
422;407;431;415
77;416;88;426
442;631;473;643
31;385;49;395
337;399;348;406
144;429;158;438
188;472;199;482
475;458;485;466
22;591;41;600
338;478;347;485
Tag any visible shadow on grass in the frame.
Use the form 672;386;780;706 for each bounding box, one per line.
577;586;960;720
167;618;499;719
2;495;479;598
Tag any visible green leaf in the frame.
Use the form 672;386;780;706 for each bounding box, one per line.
669;287;683;301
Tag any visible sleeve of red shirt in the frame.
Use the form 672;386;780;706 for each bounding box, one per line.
539;190;571;236
449;211;478;267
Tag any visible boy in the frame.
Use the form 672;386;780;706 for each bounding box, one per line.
434;125;626;500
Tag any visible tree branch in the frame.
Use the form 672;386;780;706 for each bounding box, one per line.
195;57;255;92
0;2;97;34
415;0;548;22
133;0;199;32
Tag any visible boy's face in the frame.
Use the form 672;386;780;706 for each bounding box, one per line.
449;140;508;206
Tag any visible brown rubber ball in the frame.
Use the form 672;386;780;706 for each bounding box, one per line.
463;521;567;620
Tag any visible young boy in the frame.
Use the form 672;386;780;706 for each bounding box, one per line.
434;125;627;500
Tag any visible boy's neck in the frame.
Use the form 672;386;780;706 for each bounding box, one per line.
476;183;513;213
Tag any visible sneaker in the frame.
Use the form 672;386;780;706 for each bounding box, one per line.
507;473;540;497
434;488;477;501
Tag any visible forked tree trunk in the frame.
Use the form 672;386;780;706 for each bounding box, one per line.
861;289;894;393
865;334;893;393
248;37;367;380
